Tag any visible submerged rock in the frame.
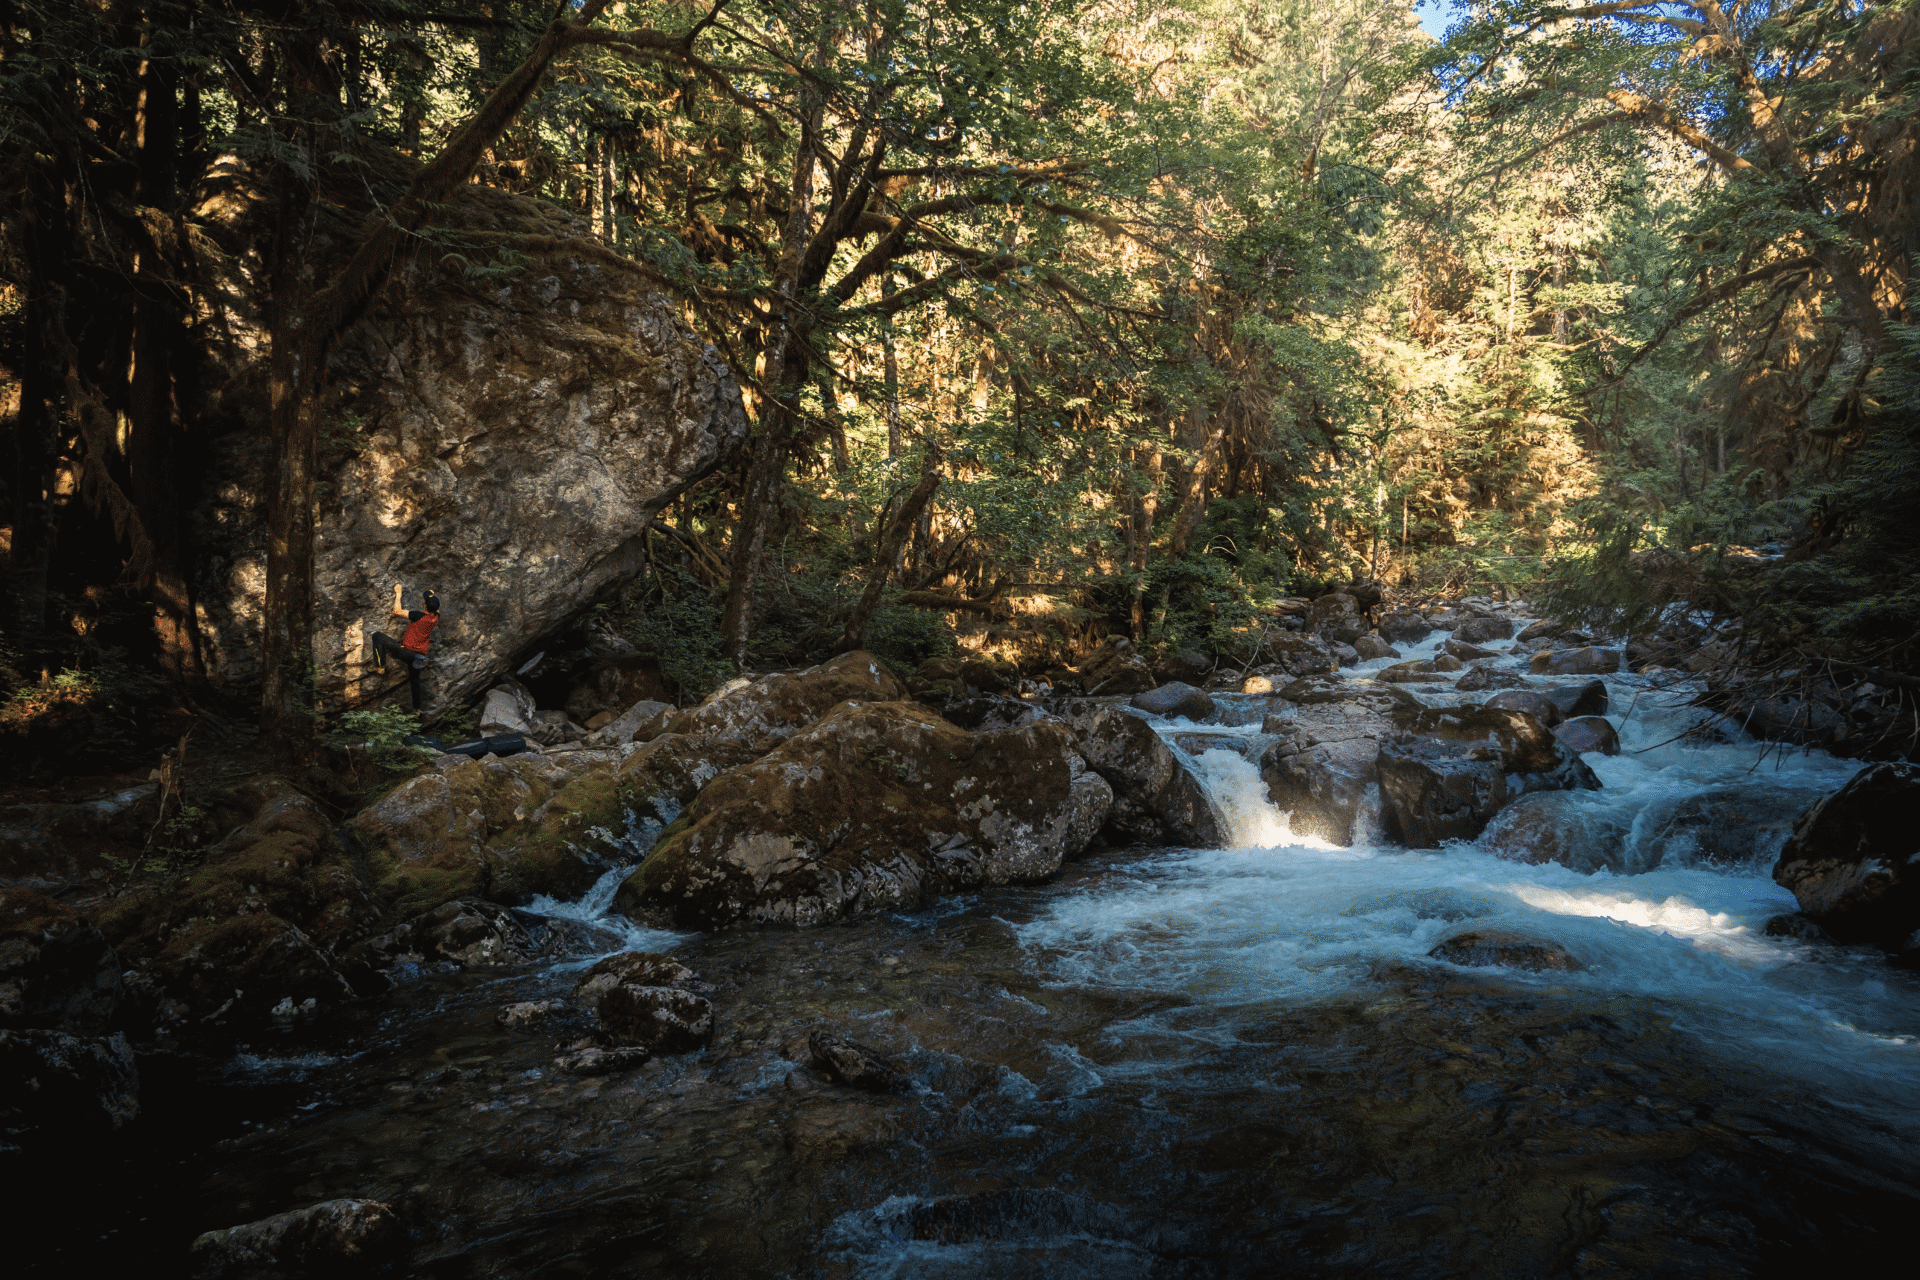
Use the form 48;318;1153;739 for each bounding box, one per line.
1428;929;1583;972
617;700;1097;929
810;1028;912;1093
554;1044;651;1076
1772;763;1920;951
189;1198;400;1278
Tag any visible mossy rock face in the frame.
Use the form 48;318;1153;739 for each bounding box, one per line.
480;737;759;904
614;700;1080;930
640;651;908;753
347;752;596;916
91;783;375;1028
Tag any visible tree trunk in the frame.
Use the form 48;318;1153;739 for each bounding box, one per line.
838;460;940;653
719;17;834;667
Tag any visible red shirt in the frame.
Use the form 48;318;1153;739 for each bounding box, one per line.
401;610;440;654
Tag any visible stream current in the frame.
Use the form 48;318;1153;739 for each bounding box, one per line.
36;637;1920;1277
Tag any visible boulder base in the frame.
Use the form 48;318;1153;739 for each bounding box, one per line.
1772;764;1920;951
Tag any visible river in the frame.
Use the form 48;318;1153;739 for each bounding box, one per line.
26;637;1920;1277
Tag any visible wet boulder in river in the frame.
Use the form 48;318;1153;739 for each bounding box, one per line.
1772;763;1920;952
1485;690;1564;727
599;984;714;1055
640;650;908;753
1484;792;1632;874
1428;929;1583;972
1261;726;1383;847
1530;647;1621;676
1444;637;1502;662
1263;633;1340;678
1378;607;1431;644
1456;664;1523;693
1544;680;1610;718
575;950;698;1010
616;700;1101;929
1375;705;1600;848
1352;634;1400;661
189;1198;400;1278
1054;702;1224;847
1633;784;1831;869
1379;659;1452;683
1554;716;1620;756
1131;682;1215;721
1309;592;1370;645
1453;616;1516;644
809;1027;912;1093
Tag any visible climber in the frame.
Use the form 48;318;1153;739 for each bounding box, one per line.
368;583;440;710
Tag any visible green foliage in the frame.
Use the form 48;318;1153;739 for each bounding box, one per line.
333;707;436;773
624;567;735;702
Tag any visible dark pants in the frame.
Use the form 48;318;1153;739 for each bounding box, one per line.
370;632;426;708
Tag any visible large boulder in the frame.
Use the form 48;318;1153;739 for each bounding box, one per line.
1453;616;1515;644
1076;638;1157;695
1772;764;1920;951
1053;703;1225;847
1130;682;1215;721
1260;728;1381;846
187;156;749;717
1352;634;1400;661
0;1028;140;1144
0;889;122;1033
1375;706;1601;848
1308;593;1369;646
347;735;755;916
615;701;1098;929
1554;716;1620;756
1263;634;1340;678
1545;680;1610;718
640;651;908;753
93;783;375;1027
1631;784;1831;869
1377;607;1431;644
1484;690;1564;727
1484;792;1633;874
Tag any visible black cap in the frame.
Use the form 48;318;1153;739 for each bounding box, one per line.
423;591;440;613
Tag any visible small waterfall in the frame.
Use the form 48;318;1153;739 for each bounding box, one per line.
523;802;690;958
